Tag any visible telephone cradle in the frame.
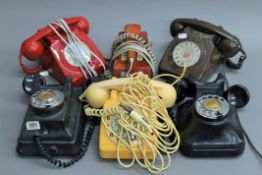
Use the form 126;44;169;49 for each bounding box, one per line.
175;74;249;157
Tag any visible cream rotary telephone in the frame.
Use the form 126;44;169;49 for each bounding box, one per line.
80;73;180;173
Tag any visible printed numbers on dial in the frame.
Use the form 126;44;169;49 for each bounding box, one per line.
172;41;201;67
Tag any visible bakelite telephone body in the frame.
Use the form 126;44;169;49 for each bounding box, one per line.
19;16;106;86
174;74;250;157
159;18;246;81
17;76;87;156
111;24;154;77
81;77;176;159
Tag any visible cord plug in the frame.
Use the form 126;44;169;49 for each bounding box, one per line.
121;105;153;134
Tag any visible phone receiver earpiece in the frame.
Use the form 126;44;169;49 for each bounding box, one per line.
22;74;46;95
225;84;250;108
218;39;239;56
170;21;184;37
218;39;246;69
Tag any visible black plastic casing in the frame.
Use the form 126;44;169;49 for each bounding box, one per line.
175;74;245;157
177;100;245;157
17;78;86;156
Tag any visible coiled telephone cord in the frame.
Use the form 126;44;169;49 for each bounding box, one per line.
83;72;186;173
34;119;96;168
111;32;157;76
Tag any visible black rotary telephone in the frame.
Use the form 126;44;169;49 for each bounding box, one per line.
17;74;96;167
173;73;250;157
159;18;247;81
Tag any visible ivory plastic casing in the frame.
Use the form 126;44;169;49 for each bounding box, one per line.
80;77;177;108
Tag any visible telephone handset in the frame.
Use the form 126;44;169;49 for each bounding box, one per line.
159;18;247;81
80;76;177;108
19;16;106;86
174;73;250;157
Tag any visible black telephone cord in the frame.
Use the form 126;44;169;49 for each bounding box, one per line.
240;122;262;160
34;119;96;168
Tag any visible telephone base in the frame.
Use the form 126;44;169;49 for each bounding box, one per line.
177;100;245;157
99;122;155;159
16;81;86;157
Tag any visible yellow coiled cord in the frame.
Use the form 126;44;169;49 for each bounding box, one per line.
83;68;186;173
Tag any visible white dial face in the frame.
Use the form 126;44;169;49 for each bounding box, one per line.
64;42;91;67
104;115;137;145
172;41;201;67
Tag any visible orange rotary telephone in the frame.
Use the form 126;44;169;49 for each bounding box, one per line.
19;16;106;86
110;24;156;77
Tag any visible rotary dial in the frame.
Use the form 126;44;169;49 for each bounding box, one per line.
30;89;64;109
195;95;230;120
104;115;137;145
172;41;201;67
64;42;91;67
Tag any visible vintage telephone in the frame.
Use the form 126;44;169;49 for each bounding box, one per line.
19;16;106;86
173;73;250;156
81;75;176;157
81;73;180;173
17;74;96;167
159;18;247;81
110;24;156;77
81;77;176;158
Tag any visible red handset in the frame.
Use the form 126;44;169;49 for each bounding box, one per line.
19;16;106;86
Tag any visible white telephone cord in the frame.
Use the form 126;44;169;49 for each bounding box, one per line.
111;32;157;76
49;19;106;79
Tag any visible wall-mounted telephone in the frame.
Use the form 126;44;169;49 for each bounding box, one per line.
17;75;96;167
173;73;250;157
159;18;247;81
110;24;156;77
19;16;106;86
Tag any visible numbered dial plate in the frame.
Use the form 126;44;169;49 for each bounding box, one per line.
64;42;91;67
195;95;230;120
104;115;137;145
30;89;64;109
172;41;201;67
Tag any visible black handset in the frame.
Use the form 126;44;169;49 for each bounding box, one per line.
170;18;246;69
174;73;250;157
159;18;247;81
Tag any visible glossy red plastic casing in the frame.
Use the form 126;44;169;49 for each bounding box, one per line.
19;16;105;86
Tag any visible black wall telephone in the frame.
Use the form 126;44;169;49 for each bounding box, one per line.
173;73;250;157
17;75;96;167
159;18;247;81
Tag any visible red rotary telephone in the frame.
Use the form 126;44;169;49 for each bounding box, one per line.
19;16;106;86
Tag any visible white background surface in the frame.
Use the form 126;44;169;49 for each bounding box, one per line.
0;0;261;174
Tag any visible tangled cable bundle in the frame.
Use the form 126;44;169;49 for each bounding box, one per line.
49;19;106;79
83;72;185;173
111;33;157;76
